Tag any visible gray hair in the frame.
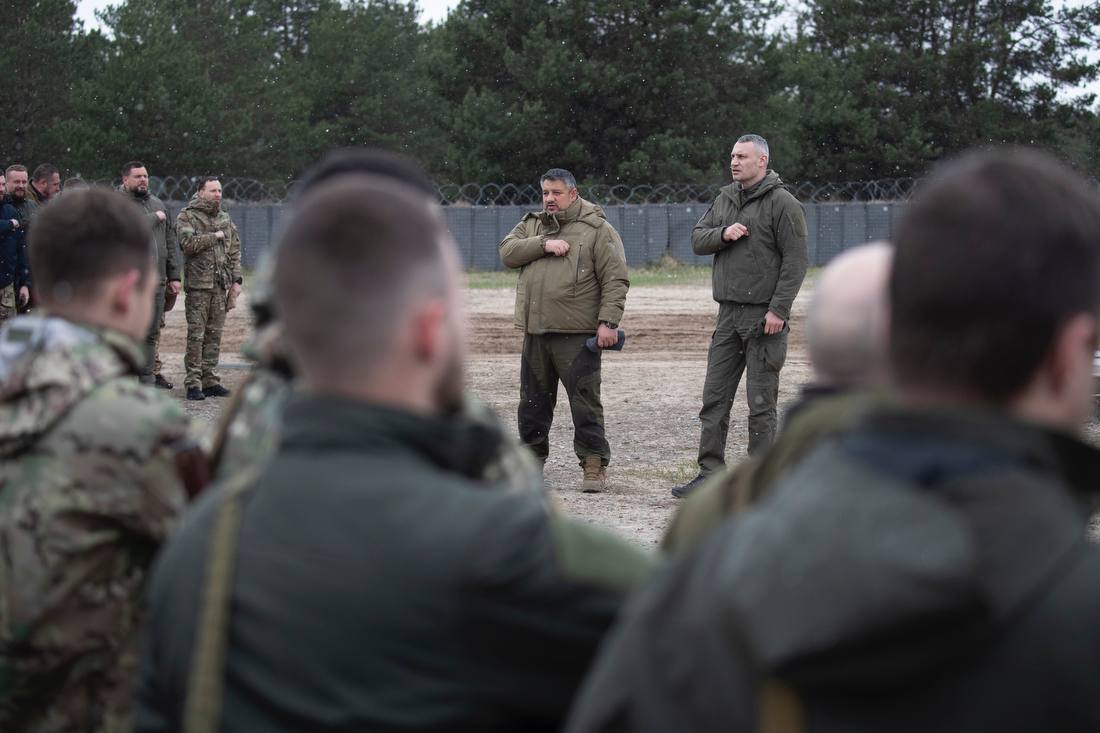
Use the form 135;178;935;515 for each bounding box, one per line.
540;168;577;190
736;134;769;158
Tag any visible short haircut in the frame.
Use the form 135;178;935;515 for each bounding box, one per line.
63;178;88;190
736;134;769;158
29;189;154;302
5;164;27;177
296;148;436;200
121;161;146;177
890;149;1100;402
32;163;59;182
274;175;449;376
196;176;220;193
541;168;577;190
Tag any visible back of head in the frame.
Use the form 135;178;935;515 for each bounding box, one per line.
30;189;153;306
274;175;449;383
295;148;436;201
890;149;1100;403
809;241;893;388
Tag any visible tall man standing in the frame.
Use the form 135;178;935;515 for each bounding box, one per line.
29;163;61;205
672;134;807;498
500;169;629;492
177;177;241;401
121;161;181;389
4;166;36;313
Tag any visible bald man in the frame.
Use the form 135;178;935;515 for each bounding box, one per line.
662;242;893;553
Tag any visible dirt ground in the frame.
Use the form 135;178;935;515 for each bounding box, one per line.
164;282;1098;548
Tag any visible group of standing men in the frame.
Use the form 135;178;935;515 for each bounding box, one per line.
0;161;242;400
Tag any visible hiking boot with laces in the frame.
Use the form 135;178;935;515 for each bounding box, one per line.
671;473;707;499
581;455;608;493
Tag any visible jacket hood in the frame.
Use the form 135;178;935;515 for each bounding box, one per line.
719;169;786;203
186;194;220;217
690;407;1100;693
0;315;146;457
538;197;607;230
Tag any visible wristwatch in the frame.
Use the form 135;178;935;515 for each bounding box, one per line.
600;320;618;329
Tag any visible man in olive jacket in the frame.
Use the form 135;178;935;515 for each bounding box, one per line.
177;177;242;401
121;161;181;389
500;168;629;492
673;134;808;498
137;175;652;733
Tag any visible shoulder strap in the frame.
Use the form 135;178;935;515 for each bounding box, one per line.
182;466;259;733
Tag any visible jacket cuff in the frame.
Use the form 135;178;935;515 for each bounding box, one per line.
768;302;791;321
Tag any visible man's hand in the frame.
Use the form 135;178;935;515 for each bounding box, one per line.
17;286;30;307
722;223;749;242
226;282;242;311
214;230;226;241
597;323;618;348
544;239;570;256
763;310;785;336
155;210;167;222
9;219;18;229
168;280;182;295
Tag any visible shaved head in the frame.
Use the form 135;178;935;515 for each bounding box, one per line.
808;241;894;388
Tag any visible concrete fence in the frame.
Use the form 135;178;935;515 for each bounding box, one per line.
170;201;906;271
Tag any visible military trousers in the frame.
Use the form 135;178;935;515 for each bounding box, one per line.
697;301;788;474
0;284;16;324
141;280;167;378
184;287;228;389
519;332;610;467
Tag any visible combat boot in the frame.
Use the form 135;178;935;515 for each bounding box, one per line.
581;455;608;493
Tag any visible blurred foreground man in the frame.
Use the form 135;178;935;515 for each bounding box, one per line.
121;161;181;389
0;189;199;732
500;168;629;492
138;175;652;732
178;177;241;400
566;150;1100;732
662;242;893;553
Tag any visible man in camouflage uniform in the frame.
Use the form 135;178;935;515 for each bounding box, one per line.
500;168;629;492
120;161;182;389
0;188;203;732
177;176;242;401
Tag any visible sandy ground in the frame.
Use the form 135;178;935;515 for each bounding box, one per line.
163;282;1098;548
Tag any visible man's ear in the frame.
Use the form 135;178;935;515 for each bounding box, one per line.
107;268;143;316
1044;312;1098;395
410;299;447;364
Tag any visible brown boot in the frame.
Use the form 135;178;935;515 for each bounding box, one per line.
581;455;608;493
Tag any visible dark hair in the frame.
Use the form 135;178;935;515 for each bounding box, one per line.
32;163;59;183
121;161;146;177
63;178;88;190
890;148;1100;402
29;189;153;302
296;148;436;200
5;164;27;177
275;175;447;375
540;168;577;190
196;176;220;194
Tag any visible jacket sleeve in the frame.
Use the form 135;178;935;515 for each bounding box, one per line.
176;211;217;256
691;198;730;256
768;195;809;322
595;224;630;326
165;210;181;282
460;497;655;728
229;222;242;284
499;217;546;269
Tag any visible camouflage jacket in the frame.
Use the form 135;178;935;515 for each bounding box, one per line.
177;196;241;291
120;187;181;284
0;315;195;732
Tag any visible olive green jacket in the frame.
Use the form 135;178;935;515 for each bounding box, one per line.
120;188;181;285
500;198;629;334
691;171;808;321
176;197;242;291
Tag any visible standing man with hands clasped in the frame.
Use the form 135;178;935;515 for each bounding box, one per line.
673;134;808;498
177;176;242;401
500;168;629;492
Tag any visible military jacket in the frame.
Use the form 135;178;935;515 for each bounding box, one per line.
500;198;629;334
120;188;181;284
177;197;241;291
0;315;194;732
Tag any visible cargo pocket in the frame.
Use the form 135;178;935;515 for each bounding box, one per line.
758;326;788;374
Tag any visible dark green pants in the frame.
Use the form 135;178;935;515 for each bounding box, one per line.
519;333;610;466
697;302;788;474
141;280;166;378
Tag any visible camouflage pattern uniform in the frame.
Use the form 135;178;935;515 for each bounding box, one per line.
177;196;241;390
0;315;196;732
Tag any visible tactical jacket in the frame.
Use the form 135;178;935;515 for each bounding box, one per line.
121;187;181;284
0;316;193;733
567;407;1100;733
691;171;808;321
0;200;29;289
500;198;629;334
177;196;241;291
138;394;653;733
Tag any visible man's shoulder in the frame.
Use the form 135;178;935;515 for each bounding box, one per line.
66;376;191;449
